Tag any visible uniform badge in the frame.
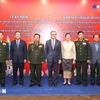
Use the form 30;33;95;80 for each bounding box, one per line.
39;45;42;48
76;43;79;46
83;42;86;46
2;42;6;46
31;45;34;48
31;45;34;51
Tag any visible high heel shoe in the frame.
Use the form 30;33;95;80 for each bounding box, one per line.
68;82;71;86
62;82;67;86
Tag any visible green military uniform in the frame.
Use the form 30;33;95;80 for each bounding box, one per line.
0;41;9;87
74;39;91;86
27;42;45;85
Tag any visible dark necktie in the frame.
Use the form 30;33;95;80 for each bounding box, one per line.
16;40;19;48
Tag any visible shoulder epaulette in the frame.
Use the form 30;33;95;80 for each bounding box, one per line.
74;39;78;41
3;40;8;43
29;42;33;44
39;42;44;44
84;38;89;41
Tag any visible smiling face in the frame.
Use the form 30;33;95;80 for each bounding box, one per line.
94;34;100;42
50;31;57;39
78;32;84;40
65;34;71;41
34;34;40;42
15;32;21;40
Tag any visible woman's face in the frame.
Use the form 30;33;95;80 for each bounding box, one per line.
65;34;71;41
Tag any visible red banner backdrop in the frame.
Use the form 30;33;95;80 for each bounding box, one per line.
0;0;100;75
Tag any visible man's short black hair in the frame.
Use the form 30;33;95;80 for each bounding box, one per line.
65;33;71;37
15;31;21;35
77;31;84;35
93;34;100;38
0;31;4;35
34;33;40;38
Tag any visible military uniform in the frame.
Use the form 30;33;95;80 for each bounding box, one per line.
0;41;9;87
27;42;45;86
74;39;91;86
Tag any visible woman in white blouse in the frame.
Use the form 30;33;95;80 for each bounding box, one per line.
61;33;76;85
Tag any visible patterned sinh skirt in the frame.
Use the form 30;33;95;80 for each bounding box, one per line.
62;59;73;79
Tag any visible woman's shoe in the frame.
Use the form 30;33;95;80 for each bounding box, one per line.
68;82;71;86
62;82;67;85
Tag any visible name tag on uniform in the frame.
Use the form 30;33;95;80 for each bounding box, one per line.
83;42;86;46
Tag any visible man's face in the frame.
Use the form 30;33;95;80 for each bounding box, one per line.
65;34;71;41
15;32;21;40
34;35;40;42
94;35;100;42
50;32;57;39
0;33;3;40
78;33;84;40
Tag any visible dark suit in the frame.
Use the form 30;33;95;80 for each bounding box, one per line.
90;42;100;84
45;39;61;84
10;39;27;84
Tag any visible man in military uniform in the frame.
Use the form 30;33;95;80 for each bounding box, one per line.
74;31;91;86
0;32;9;87
27;33;45;87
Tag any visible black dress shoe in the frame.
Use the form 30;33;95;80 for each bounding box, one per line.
96;82;100;86
54;83;58;87
83;82;87;87
1;83;5;87
12;82;17;86
74;82;81;85
20;82;25;86
29;83;35;87
91;81;95;85
49;83;52;87
37;84;42;87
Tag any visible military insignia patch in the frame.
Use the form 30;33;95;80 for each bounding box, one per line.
76;43;79;46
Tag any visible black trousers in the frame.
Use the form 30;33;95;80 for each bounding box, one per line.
76;61;88;84
13;62;24;83
48;62;58;84
91;62;100;83
0;63;6;85
30;64;41;85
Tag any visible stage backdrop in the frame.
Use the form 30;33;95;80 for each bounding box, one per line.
0;0;100;75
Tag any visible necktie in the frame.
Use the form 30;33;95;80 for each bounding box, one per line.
16;40;19;48
52;40;55;49
95;43;99;52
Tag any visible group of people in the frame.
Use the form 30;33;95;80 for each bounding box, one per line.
0;30;100;88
